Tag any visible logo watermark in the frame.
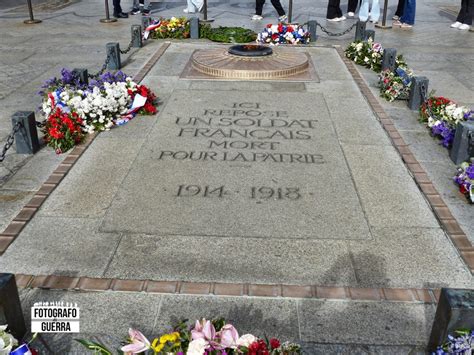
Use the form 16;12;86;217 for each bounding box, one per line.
31;302;80;333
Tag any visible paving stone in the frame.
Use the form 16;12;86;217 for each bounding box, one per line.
104;234;356;285
299;299;436;346
0;217;121;277
101;90;371;240
0;189;34;231
154;295;299;341
342;144;440;228
38;138;145;218
348;227;472;288
400;130;451;163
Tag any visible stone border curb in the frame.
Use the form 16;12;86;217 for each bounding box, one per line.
0;42;171;256
335;46;474;274
15;273;440;303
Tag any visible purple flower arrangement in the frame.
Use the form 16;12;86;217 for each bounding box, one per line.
434;329;474;354
454;160;474;203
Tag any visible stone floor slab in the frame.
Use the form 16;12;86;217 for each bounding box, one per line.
342;144;440;228
38;138;145;218
104;234;356;285
298;299;436;346
0;217;121;277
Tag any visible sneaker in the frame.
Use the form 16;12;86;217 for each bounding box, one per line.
142;9;150;15
400;22;413;28
347;11;355;17
251;14;263;20
459;23;471;30
450;21;462;28
130;7;141;15
114;12;129;18
339;16;346;21
392;15;399;20
278;14;288;22
327;17;341;22
392;20;402;26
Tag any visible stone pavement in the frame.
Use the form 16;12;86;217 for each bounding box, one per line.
0;0;473;353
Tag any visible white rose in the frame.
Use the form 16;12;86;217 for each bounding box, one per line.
187;338;208;355
236;334;257;348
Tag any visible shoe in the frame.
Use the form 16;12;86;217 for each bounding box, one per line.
392;20;402;26
327;17;341;22
339;15;346;21
400;22;413;28
392;15;399;20
142;9;150;15
459;23;471;30
347;11;355;17
114;12;129;18
278;14;288;22
251;14;263;20
130;7;141;15
450;21;462;28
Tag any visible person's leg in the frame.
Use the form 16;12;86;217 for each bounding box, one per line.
327;0;339;19
336;0;343;17
256;0;265;15
347;0;358;13
270;0;286;16
113;0;122;15
394;0;404;16
400;0;415;24
359;0;369;21
142;0;151;10
371;0;380;21
465;0;473;24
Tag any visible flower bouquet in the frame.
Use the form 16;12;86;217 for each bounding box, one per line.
419;96;473;148
434;329;474;354
146;17;190;40
76;318;301;354
454;161;474;204
378;67;413;102
40;69;158;153
0;325;38;355
344;39;383;72
256;23;310;45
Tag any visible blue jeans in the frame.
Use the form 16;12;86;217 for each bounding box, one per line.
358;0;380;22
400;0;416;24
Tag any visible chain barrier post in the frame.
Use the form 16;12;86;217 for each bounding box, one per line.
381;48;396;71
449;122;474;164
354;20;366;41
190;17;200;39
363;29;375;41
201;0;214;23
408;76;429;111
12;112;40;155
131;25;143;48
375;0;392;29
24;0;42;24
100;0;117;23
288;0;293;23
72;68;89;85
106;43;121;70
308;20;317;41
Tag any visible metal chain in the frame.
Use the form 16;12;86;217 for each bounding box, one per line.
36;120;46;128
316;22;357;37
0;122;22;163
120;30;138;54
88;53;111;79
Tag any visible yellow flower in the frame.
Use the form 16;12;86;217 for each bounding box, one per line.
151;338;165;353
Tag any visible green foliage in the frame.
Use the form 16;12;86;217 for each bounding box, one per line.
199;24;257;43
75;339;113;355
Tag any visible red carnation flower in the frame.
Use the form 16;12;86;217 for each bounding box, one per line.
270;338;280;349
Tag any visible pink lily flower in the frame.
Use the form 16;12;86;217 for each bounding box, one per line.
218;324;239;349
121;328;150;354
191;319;216;342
